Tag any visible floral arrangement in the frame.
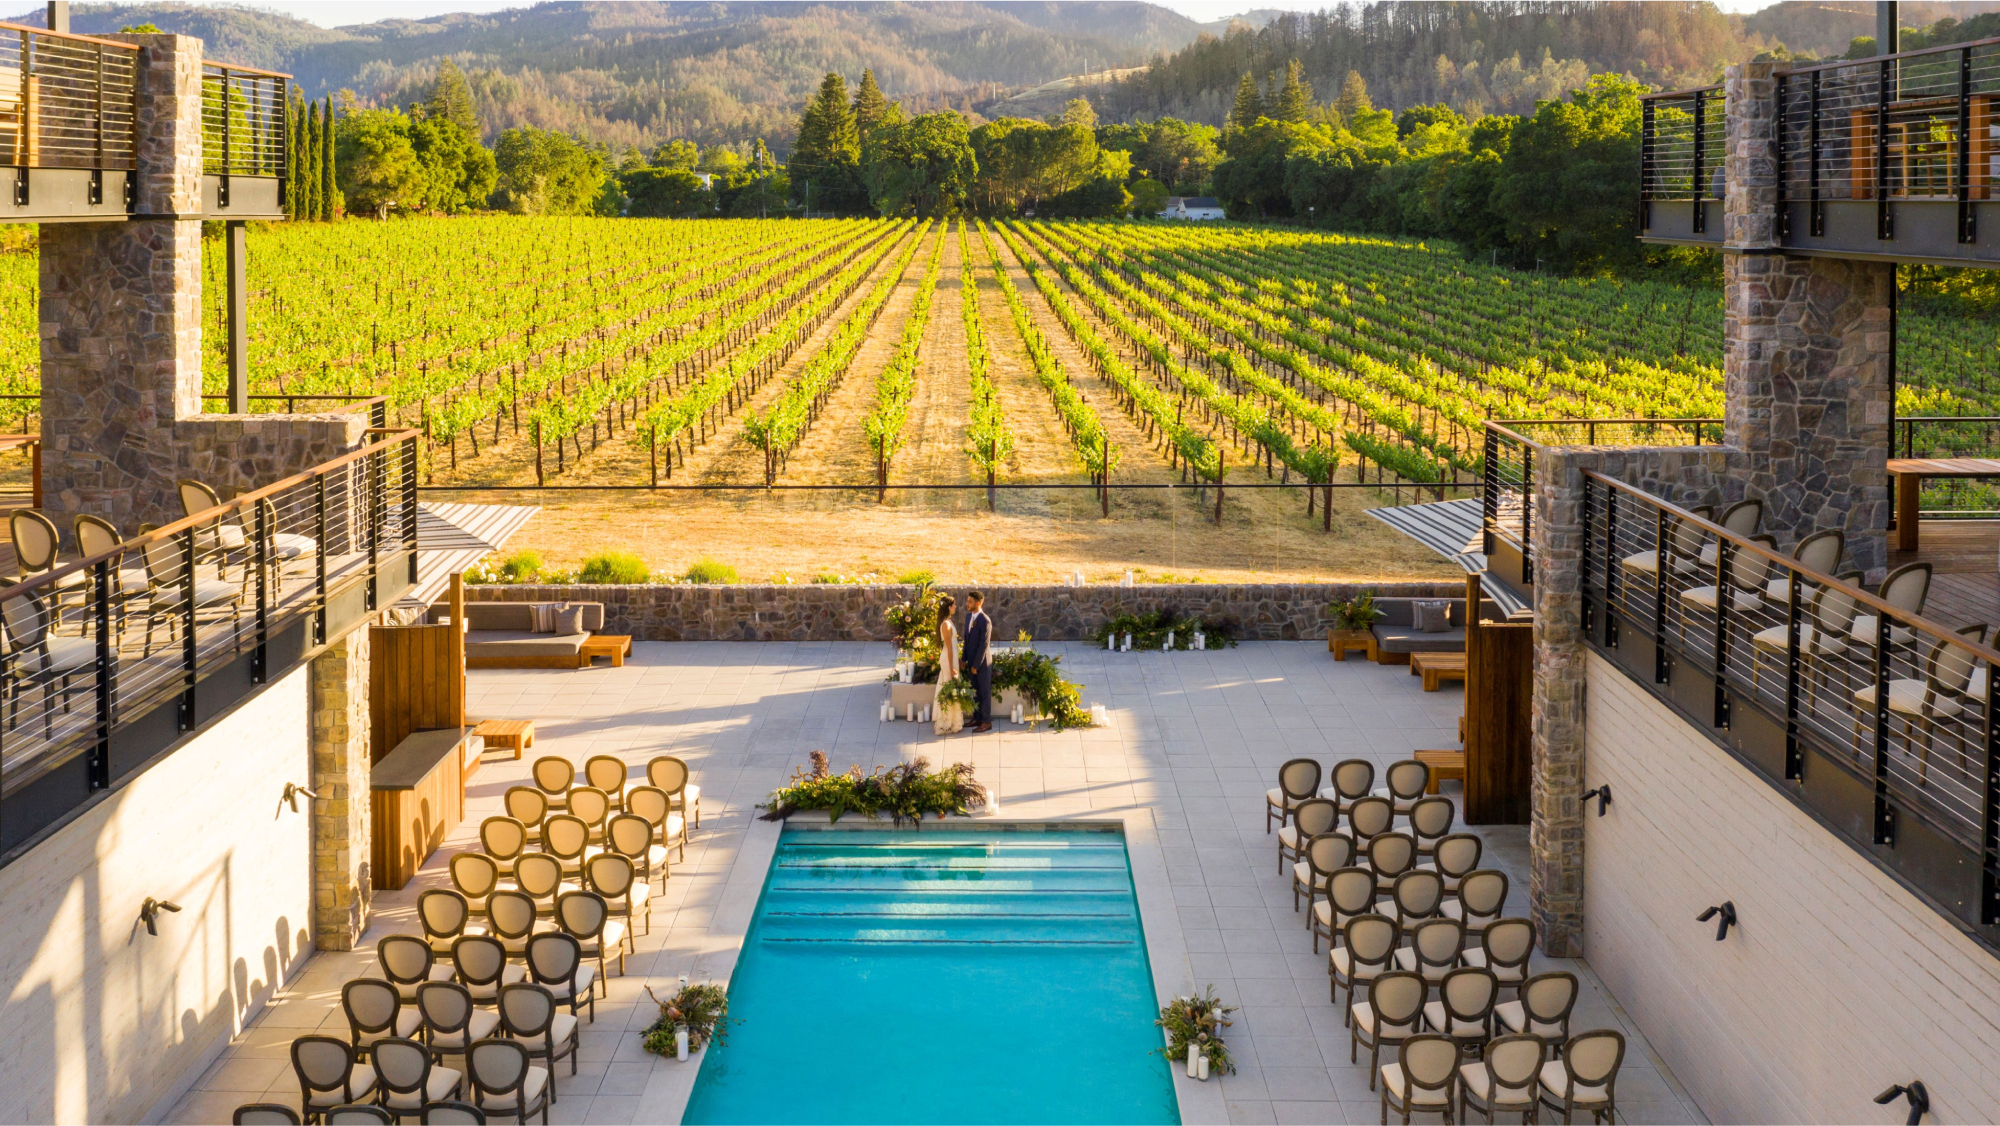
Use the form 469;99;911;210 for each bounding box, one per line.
991;649;1094;730
884;582;949;683
1326;589;1384;631
935;675;978;711
1155;987;1237;1075
758;751;988;823
1091;609;1238;651
641;982;735;1055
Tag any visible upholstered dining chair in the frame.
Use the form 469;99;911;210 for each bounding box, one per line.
1265;756;1321;833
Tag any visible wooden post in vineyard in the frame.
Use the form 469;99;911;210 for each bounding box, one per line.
533;420;544;487
1214;446;1224;525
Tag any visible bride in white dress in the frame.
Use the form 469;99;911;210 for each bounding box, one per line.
933;594;964;735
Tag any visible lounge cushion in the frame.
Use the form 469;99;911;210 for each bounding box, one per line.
464;631;590;659
1371;624;1466;654
1380;1065;1451;1105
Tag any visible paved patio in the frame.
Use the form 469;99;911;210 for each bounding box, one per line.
170;640;1706;1125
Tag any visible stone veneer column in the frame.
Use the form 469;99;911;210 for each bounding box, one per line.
38;33;204;531
309;627;371;950
1721;61;1895;581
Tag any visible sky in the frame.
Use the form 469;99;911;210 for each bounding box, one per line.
191;0;1780;30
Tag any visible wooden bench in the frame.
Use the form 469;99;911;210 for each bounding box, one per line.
1410;651;1467;691
1889;457;2000;550
473;718;534;761
1414;748;1466;794
582;634;632;668
371;726;477;891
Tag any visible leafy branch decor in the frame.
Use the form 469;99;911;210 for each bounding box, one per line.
935;675;978;711
642;982;735;1057
884;581;947;684
1154;986;1237;1076
1090;609;1239;651
1326;589;1384;631
991;648;1094;730
758;751;988;823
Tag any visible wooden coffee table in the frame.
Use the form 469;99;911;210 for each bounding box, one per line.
581;634;632;668
472;719;534;761
1414;748;1466;794
1328;629;1377;662
1410;651;1467;691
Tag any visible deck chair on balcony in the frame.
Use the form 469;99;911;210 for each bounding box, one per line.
1678;534;1777;652
1763;529;1844;607
73;514;148;640
1750;573;1864;705
1277;797;1335;876
1265;756;1321;833
1854;623;1987;783
1695;499;1763;568
176;479;247;580
0;589;97;737
1317;757;1375;810
138;530;243;656
1352;971;1428;1089
1848;562;1933;654
646;755;700;830
1293;832;1354;918
1618;504;1712;584
10;509;86;621
1312;866;1378;955
256;495;318;580
1380;1033;1460;1125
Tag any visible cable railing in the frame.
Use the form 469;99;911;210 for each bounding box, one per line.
201;61;286;179
0;429;418;855
0;21;137;177
1482;419;1725;584
1581;472;2000;933
1640;85;1725;233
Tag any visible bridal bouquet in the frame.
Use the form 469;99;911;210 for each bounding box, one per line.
935;676;978;710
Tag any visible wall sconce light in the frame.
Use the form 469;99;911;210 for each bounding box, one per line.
1875;1081;1929;1126
1695;901;1737;941
139;897;182;936
283;782;319;812
1582;784;1612;816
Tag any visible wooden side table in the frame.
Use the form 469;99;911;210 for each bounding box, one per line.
1410;651;1467;691
1328;629;1376;662
1414;748;1466;794
581;634;633;668
473;719;534;761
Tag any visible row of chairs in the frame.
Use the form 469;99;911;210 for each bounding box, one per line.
281;1030;554;1124
237;1100;483;1124
527;754;700;841
1266;757;1436;834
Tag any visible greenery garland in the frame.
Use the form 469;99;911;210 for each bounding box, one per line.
1154;986;1237;1075
990;648;1094;730
758;751;988;823
1090;609;1239;651
642;982;735;1055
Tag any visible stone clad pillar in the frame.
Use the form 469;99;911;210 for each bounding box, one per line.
309;628;371;950
1720;61;1895;582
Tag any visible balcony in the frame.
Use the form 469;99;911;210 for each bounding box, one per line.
1644;38;2000;266
201;60;286;219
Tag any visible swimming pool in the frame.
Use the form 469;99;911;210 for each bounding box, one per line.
684;825;1180;1125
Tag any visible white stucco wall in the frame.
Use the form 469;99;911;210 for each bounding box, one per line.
0;663;314;1124
1584;651;2000;1124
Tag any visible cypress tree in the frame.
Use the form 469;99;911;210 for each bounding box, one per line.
1228;72;1265;131
1274;59;1313;123
321;96;337;219
300;101;320;221
286;90;304;219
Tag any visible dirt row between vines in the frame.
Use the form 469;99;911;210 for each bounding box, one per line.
432;220;1460;584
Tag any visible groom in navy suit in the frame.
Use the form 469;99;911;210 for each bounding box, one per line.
962;591;993;732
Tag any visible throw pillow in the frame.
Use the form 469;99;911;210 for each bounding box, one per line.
1412;600;1452;633
529;602;561;633
555;606;588;636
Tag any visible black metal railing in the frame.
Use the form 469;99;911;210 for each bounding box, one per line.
199;393;388;426
1482;419;1725;585
0;428;418;858
1640;85;1726;233
0;21;137;173
201;61;286;178
1581;472;2000;938
1776;38;2000;243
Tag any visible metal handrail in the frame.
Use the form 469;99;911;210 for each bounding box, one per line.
0;20;138;52
1776;36;2000;77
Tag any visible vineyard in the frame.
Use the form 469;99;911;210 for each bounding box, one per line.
0;216;1993;578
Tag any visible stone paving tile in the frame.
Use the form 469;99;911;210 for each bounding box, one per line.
170;641;1707;1126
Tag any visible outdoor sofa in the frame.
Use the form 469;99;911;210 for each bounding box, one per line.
428;600;606;669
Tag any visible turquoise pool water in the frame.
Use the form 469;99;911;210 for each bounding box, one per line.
684;826;1180;1125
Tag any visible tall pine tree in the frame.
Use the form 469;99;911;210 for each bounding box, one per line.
792;72;858;211
1274;59;1313;123
852;68;888;137
1228;72;1265;131
1333;70;1371;125
426;59;478;134
321;96;337;219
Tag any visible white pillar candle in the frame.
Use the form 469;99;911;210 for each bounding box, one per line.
1186;1044;1198;1079
675;1025;690;1062
1197;1054;1211;1081
1194;631;1205;650
906;702;914;722
881;701;892;722
1165;629;1175;650
920;705;930;723
1107;633;1115;651
1124;569;1134;587
1122;633;1133;652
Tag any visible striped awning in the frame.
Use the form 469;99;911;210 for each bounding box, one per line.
1366;497;1531;619
403;502;540;609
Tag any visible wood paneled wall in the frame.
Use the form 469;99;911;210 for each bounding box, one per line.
368;576;466;765
1465;573;1533;823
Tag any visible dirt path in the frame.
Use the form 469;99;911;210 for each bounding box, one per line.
894;227;975;497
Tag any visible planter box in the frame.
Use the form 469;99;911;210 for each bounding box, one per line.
887;681;934;713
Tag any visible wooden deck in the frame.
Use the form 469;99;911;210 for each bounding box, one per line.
1890;519;2000;631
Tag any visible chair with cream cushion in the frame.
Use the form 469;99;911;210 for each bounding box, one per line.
1619;504;1711;582
12;508;87;608
530;757;573;809
419;1102;486;1124
647;755;701;832
1697;499;1763;568
498;984;578;1101
232;1105;301;1125
1367;831;1418;896
1750;575;1864;704
1442;869;1509;935
1293;832;1354;918
1496;971;1579;1047
1371;760;1430;819
1352;970;1427;1089
0;589;97;736
585;852;650;940
1464;918;1536;993
1392;915;1463;983
479;818;529;879
486;890;540;961
1337;795;1394;848
583;755;629;811
378;934;455;1003
503;787;549;845
1460;1034;1546;1124
418;889;481;963
1312;867;1377;956
291;1036;378;1120
342;978;422;1058
1381;1033;1458;1124
1265;757;1321;833
373;1036;464;1118
72;513;147;637
1423;965;1498;1052
625;785;687;866
416;981;501;1065
1762;529;1843;608
1316;757;1375;809
1677;534;1777;635
564;786;613;845
539;815;593;880
465;1038;549;1125
1422;833;1483;894
1540;1029;1625;1124
176;479;247;577
324;1106;390;1125
1406;795;1455;862
1330;913;1400;1020
1853;624;1984;782
1382;868;1446;931
452;935;527;1007
555;890;626;987
513;853;575;920
1848;562;1932;656
526;932;598;1023
449;853;502;921
138;523;243;654
607;812;671;891
1277;797;1335;877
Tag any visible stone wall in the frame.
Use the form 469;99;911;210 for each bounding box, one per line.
308;627;371;952
458;581;1465;642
